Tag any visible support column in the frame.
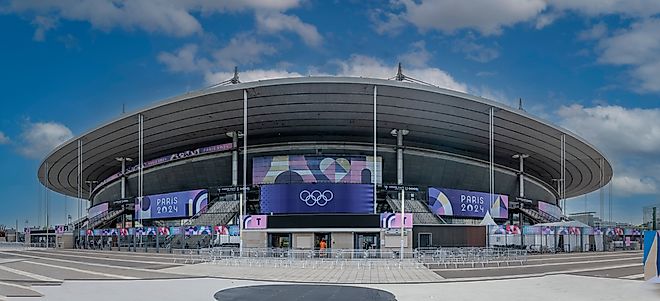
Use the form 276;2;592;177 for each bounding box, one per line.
232;132;238;187
392;129;409;186
373;86;377;214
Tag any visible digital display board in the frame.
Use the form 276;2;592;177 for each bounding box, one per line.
428;187;508;218
135;189;208;220
259;183;374;214
253;155;382;185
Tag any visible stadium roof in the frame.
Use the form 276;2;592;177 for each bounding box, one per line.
38;77;612;199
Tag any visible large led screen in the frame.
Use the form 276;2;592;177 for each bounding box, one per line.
135;189;208;220
253;155;382;185
260;183;374;214
538;201;562;219
88;203;108;219
428;187;508;219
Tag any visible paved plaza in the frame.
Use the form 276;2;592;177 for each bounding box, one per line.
0;248;656;300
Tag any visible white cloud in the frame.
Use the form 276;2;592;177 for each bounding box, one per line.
158;44;207;73
452;34;500;63
548;0;660;18
611;175;657;196
213;34;277;69
392;0;547;35
17;121;73;159
31;15;57;41
557;104;660;196
204;69;303;85
255;12;322;47
397;40;432;68
4;0;304;39
577;22;607;41
595;18;660;92
333;55;468;93
0;131;9;144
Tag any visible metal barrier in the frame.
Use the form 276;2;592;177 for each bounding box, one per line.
187;247;527;269
416;247;527;269
195;248;425;269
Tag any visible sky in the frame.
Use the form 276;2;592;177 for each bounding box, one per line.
1;0;660;228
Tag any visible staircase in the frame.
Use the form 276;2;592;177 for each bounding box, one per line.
185;195;239;226
386;194;443;224
87;208;126;229
519;207;561;224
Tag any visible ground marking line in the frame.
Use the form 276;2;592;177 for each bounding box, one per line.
21;250;183;267
620;273;644;279
1;251;179;275
21;261;137;280
526;252;642;262
437;263;641;282
0;264;60;282
431;257;641;271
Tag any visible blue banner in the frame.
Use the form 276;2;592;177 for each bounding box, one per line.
428;187;508;218
260;183;374;214
135;189;208;220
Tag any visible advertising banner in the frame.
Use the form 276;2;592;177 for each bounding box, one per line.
158;227;170;236
242;215;268;229
428;187;508;218
380;213;413;229
94;143;233;193
253;155;382;185
229;225;239;236
88;203;108;219
643;230;660;282
135;189;208;220
260;183;374;214
541;226;555;235
538;201;563;219
214;225;228;235
523;225;541;235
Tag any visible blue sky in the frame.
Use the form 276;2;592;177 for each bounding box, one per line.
1;0;660;227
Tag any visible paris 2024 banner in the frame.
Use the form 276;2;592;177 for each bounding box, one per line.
428;187;508;219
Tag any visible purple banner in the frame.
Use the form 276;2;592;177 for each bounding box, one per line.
428;187;508;218
260;183;374;214
242;215;268;229
135;189;208;220
380;213;413;229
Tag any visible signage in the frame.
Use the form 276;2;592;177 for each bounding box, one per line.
428;187;508;218
260;183;374;214
135;189;208;220
242;215;268;229
380;213;413;229
94;143;233;193
383;185;420;192
253;155;382;185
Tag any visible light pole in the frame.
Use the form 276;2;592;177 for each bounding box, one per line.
85;180;98;222
400;188;405;260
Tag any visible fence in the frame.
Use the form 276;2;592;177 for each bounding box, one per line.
186;247;527;269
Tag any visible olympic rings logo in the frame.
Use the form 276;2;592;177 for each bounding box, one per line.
299;190;334;207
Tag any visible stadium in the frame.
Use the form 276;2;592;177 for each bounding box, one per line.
36;75;613;252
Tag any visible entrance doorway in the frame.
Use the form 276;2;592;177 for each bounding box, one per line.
355;233;379;250
314;233;331;250
268;233;292;249
418;233;432;248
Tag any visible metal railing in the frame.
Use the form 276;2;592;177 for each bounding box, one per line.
416;247;527;268
183;247;528;269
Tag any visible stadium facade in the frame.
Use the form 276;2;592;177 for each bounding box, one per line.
38;77;612;250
